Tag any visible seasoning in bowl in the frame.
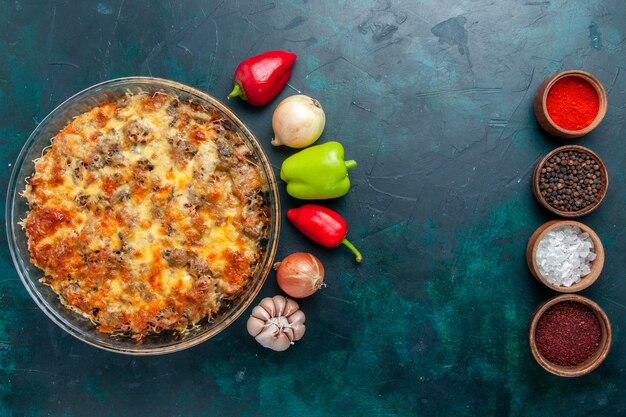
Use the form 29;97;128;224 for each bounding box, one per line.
527;220;604;293
534;70;607;138
535;301;601;367
535;225;596;287
529;294;612;377
533;145;608;217
539;150;601;212
546;76;599;131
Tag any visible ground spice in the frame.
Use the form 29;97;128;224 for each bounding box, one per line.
535;301;601;367
539;150;603;212
546;76;599;131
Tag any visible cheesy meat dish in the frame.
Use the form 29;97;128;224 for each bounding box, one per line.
23;93;269;339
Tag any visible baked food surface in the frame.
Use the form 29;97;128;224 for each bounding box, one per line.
23;93;269;339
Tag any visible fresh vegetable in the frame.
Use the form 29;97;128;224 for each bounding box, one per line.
271;95;326;148
287;204;363;262
227;50;297;106
247;295;306;351
280;141;357;199
275;253;325;298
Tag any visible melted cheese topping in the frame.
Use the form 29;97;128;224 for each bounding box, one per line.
23;94;269;339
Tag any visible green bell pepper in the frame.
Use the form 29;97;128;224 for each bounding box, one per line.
280;141;357;199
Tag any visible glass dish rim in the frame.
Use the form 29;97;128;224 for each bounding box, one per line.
5;76;280;355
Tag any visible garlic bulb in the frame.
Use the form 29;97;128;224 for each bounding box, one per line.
246;295;306;351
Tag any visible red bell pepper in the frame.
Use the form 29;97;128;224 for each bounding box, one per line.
287;204;363;263
227;50;297;106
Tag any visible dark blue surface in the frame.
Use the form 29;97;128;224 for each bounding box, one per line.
1;1;625;416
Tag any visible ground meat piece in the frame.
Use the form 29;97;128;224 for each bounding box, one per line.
75;193;89;207
188;257;213;279
214;136;239;171
111;190;130;204
97;139;119;155
151;306;181;330
136;159;154;171
243;227;260;239
97;139;125;167
194;278;212;293
72;163;84;180
104;152;125;167
104;151;124;168
167;135;198;161
85;249;124;275
134;282;155;302
166;100;179;117
123;120;151;143
229;164;263;200
84;154;104;170
163;248;193;267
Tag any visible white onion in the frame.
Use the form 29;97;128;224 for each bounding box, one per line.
271;95;326;148
275;252;325;298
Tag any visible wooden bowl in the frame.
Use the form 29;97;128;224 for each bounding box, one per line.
534;70;607;138
529;294;611;377
527;220;604;292
532;145;609;217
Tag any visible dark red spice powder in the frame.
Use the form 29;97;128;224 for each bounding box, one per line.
546;76;600;131
535;301;602;367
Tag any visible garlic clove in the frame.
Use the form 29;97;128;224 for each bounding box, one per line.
292;323;306;341
254;325;292;352
272;295;287;317
287;310;305;326
259;297;276;316
284;298;300;317
251;305;271;321
271;333;293;352
254;325;280;349
287;310;306;341
282;327;294;341
246;316;266;337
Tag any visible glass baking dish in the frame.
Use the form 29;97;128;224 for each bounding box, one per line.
6;77;280;355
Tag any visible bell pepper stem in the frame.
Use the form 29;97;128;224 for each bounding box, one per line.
341;238;363;263
227;83;245;100
345;160;357;170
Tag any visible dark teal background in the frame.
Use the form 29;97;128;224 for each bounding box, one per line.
1;0;625;416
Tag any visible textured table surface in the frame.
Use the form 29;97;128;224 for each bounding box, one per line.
1;1;625;416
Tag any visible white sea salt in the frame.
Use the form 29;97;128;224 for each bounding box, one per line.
535;225;597;287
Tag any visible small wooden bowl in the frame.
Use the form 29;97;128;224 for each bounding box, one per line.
532;145;609;217
529;294;611;377
534;70;607;138
527;220;604;292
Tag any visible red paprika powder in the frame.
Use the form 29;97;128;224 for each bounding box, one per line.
546;76;599;131
535;301;601;367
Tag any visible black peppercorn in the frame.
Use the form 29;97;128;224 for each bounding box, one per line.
539;150;604;212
